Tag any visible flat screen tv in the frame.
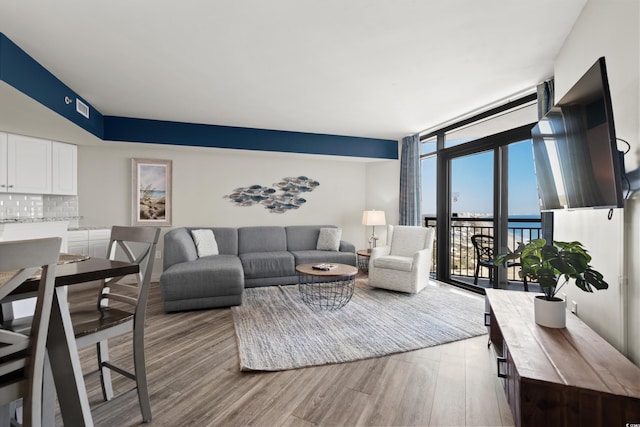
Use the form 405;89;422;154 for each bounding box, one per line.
531;57;624;211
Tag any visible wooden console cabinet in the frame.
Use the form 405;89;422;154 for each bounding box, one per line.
485;289;640;427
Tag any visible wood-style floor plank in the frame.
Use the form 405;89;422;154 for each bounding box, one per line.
57;283;514;427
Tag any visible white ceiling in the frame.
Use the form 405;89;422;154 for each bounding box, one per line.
0;0;587;143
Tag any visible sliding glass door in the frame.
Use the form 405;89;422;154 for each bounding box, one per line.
449;151;494;283
422;96;540;292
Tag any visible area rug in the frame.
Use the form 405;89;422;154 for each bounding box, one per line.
231;278;487;371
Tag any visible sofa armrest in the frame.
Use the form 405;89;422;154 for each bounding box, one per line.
163;228;198;271
339;240;356;253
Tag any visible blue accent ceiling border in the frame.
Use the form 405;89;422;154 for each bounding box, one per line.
104;116;397;159
0;34;104;138
0;33;397;160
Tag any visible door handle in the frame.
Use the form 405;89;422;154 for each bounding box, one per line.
497;356;507;378
484;312;491;327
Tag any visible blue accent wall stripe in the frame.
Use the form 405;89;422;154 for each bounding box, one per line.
0;33;397;160
0;34;104;138
104;116;397;159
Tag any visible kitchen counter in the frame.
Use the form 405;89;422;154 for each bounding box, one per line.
68;225;110;231
0;216;81;224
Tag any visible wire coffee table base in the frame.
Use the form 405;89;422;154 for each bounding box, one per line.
295;263;358;310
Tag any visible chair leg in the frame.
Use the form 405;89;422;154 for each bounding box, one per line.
474;263;480;285
133;329;152;422
42;354;56;424
523;276;529;292
97;341;114;401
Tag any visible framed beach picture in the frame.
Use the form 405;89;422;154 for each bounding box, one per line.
131;158;172;226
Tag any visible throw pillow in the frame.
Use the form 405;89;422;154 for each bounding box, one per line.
191;229;219;257
316;227;341;251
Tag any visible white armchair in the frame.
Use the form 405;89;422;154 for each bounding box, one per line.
368;225;435;293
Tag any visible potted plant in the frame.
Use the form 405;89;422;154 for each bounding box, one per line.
495;239;608;328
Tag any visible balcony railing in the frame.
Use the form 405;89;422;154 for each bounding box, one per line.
423;216;542;284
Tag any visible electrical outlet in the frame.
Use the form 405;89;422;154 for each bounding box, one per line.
571;300;578;314
155;250;162;259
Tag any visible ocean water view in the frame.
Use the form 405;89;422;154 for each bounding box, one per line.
507;214;542;230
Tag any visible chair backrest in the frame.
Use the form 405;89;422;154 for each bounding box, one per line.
99;226;160;320
471;234;494;263
0;237;61;425
388;225;435;257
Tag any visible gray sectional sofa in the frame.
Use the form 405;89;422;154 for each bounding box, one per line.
159;225;356;312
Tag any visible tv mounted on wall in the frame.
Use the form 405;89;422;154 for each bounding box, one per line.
531;57;625;211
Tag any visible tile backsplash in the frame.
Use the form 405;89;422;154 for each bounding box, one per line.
0;193;79;220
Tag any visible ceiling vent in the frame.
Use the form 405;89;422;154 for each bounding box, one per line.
76;98;90;119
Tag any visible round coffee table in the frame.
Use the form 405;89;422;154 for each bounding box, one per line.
295;263;358;310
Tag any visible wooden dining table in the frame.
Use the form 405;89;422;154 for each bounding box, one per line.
3;256;139;427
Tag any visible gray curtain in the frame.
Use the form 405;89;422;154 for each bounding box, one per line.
399;134;422;226
537;79;555;243
537;79;554;119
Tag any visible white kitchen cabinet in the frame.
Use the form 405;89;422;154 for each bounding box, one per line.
67;228;111;258
0;132;78;195
52;141;77;195
88;229;110;258
6;134;52;194
67;229;90;256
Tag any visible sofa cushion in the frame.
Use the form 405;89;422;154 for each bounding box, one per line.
291;250;357;267
206;227;239;255
285;225;335;251
239;251;295;279
159;255;244;301
191;229;219;257
238;226;287;253
372;255;413;272
316;227;341;251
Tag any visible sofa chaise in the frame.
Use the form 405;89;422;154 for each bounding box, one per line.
159;225;356;312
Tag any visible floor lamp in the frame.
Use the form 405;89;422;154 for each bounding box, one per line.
362;210;386;251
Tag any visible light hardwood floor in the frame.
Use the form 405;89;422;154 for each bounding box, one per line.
62;282;515;427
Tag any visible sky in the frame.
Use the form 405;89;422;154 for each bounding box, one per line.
421;140;540;217
139;164;167;192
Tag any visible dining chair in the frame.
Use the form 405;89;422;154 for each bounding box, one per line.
0;237;61;427
70;226;160;423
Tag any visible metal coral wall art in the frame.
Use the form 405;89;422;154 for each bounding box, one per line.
225;176;320;213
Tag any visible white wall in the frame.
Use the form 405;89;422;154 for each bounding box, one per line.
77;141;389;278
553;0;640;361
364;142;401;247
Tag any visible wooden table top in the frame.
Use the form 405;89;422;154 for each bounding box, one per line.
486;289;640;399
296;263;358;278
8;257;139;296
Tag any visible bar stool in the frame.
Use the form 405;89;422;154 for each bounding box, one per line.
70;226;160;423
0;237;61;427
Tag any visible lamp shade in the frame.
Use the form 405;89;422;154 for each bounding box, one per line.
362;210;386;226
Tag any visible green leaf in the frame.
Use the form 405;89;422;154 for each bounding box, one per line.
494;238;607;297
583;268;608;290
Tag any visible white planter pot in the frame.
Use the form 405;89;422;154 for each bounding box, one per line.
534;295;566;328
